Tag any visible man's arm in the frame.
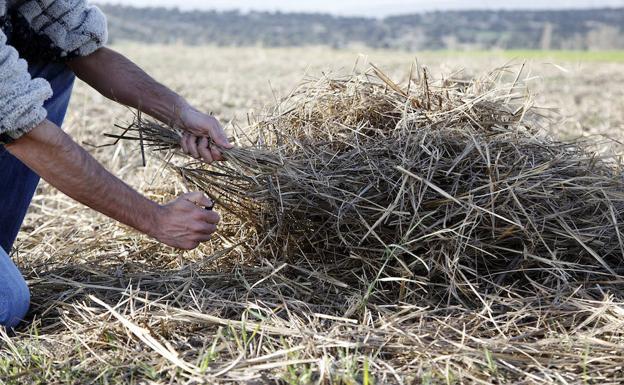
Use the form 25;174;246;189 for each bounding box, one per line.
67;47;233;163
6;120;220;250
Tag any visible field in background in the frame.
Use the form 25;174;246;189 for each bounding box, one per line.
2;45;624;384
419;49;624;62
94;44;624;139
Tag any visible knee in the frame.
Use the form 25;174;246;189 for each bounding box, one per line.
0;278;30;329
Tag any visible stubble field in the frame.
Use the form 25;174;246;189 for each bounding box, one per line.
2;45;624;384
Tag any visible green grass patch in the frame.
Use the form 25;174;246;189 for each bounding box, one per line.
417;49;624;62
500;50;624;62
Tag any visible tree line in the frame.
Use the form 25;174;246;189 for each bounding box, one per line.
99;5;624;50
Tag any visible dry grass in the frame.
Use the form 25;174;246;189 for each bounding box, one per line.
2;45;624;385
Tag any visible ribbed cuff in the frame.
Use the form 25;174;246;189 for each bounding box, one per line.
0;105;47;145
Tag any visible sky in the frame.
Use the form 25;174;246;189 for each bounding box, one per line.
97;0;624;17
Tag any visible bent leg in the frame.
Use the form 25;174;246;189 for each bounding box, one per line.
0;247;30;329
0;61;75;253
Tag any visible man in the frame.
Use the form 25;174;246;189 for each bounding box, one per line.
0;0;231;328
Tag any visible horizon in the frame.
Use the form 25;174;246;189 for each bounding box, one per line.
96;0;624;18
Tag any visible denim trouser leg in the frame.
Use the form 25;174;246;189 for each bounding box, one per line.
0;247;30;328
0;62;75;328
0;62;75;253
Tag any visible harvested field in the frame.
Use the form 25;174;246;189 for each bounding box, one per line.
2;45;624;384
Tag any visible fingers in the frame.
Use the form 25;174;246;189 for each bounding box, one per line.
180;134;189;154
208;118;234;149
182;133;200;159
187;208;219;245
198;208;221;224
156;192;223;250
186;197;220;223
185;193;220;224
209;144;223;162
197;137;214;163
182;109;233;152
193;222;218;236
182;133;226;164
181;133;190;155
183;191;213;209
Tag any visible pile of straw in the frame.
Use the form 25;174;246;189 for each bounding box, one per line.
114;65;624;306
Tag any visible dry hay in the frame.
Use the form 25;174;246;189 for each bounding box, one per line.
4;64;624;384
116;65;624;308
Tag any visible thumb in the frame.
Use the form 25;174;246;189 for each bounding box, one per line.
212;131;234;149
183;191;213;208
210;123;234;149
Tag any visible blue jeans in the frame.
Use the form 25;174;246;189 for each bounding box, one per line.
0;61;75;328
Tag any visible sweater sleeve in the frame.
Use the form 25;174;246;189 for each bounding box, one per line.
0;29;52;145
10;0;107;61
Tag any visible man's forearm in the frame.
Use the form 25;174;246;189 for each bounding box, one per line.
68;47;186;125
68;46;233;163
6;120;161;236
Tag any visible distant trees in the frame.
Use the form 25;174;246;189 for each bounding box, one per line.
100;5;624;50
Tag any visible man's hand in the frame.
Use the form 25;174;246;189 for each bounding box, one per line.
68;47;234;164
6;121;220;250
151;192;220;250
179;105;234;163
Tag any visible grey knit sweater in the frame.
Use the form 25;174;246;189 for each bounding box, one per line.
0;0;107;145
